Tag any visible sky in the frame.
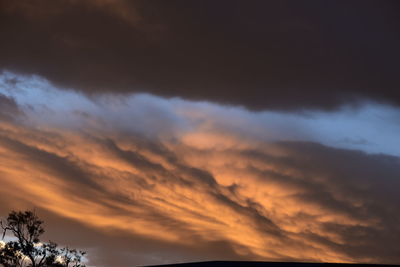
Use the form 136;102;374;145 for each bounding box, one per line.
0;1;400;266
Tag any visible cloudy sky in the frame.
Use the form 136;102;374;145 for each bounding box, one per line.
1;1;400;266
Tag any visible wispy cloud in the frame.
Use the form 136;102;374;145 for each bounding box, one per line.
0;72;400;266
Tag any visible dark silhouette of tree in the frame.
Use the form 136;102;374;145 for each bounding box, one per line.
0;210;86;267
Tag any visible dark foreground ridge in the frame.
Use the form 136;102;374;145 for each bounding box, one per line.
143;261;400;267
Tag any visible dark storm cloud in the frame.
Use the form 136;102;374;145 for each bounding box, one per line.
1;0;400;110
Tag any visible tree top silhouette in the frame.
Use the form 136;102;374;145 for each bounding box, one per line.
0;210;86;267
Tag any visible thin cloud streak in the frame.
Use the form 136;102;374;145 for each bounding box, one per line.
0;73;400;266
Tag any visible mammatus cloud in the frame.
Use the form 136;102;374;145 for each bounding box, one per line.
1;0;400;110
0;73;400;266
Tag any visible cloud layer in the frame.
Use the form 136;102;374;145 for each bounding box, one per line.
0;73;400;266
1;0;400;110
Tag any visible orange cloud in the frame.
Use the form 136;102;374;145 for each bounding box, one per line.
0;83;399;266
1;110;400;266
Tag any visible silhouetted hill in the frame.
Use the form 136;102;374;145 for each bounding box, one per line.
143;261;399;267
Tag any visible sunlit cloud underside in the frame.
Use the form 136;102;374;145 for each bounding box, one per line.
0;71;400;266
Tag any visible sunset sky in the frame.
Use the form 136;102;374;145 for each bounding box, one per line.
1;1;400;266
